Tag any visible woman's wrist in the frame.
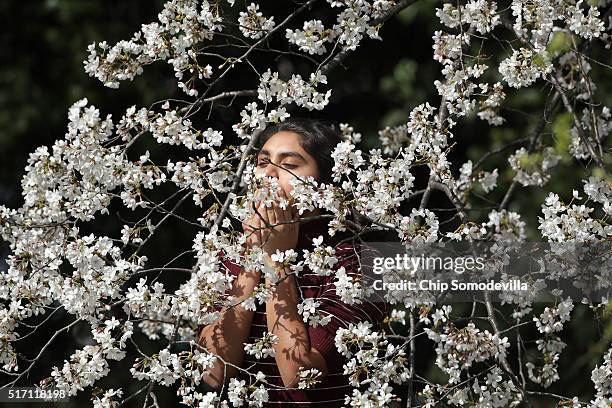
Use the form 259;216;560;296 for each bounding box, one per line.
229;267;261;303
262;252;294;291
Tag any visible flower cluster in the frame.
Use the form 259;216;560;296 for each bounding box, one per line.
285;0;396;56
326;0;396;51
566;1;606;40
525;336;567;388
232;102;268;140
149;108;224;150
455;159;499;198
419;366;522;407
331;140;366;182
351;148;416;225
44;319;133;396
508;146;560;187
432;0;505;121
334;264;373;305
510;0;606;48
405;102;453;161
583;175;612;215
435;0;500;34
498;47;553;89
396;208;439;245
228;373;269;407
297;298;332;327
46;345;111;397
91;388;123;408
525;298;573;388
130;345;216;392
335;321;409;406
590;347;612;406
533;297;574;334
257;69;332;111
296;366;324;389
538;186;612;242
378;123;409;155
84;0;222;94
238;3;275;40
301;235;340;276
286;20;333;55
338;123;363;144
423;305;510;384
477;82;507;126
244;332;279;359
570;106;611;161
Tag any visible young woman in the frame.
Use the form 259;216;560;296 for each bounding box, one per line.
198;119;388;407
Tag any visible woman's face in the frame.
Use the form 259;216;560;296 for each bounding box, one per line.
255;131;320;208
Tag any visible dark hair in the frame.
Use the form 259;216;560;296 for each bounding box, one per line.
255;118;343;185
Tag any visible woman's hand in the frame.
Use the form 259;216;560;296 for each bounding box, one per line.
241;189;299;255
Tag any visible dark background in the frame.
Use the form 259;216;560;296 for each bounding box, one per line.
0;0;610;406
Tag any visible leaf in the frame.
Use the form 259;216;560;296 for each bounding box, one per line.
552;112;572;161
546;31;572;56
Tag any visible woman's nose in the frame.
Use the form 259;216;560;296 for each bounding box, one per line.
264;162;278;178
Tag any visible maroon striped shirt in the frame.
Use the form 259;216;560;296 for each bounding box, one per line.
203;218;388;407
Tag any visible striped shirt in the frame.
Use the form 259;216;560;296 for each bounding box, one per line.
203;218;388;407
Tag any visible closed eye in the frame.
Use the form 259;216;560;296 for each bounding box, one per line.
257;159;297;170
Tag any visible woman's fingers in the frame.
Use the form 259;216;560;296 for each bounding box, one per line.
286;190;297;218
253;201;269;244
254;211;264;243
265;200;277;229
247;189;300;254
244;200;267;245
272;198;285;229
278;189;293;223
244;216;258;243
253;200;267;225
284;191;298;221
